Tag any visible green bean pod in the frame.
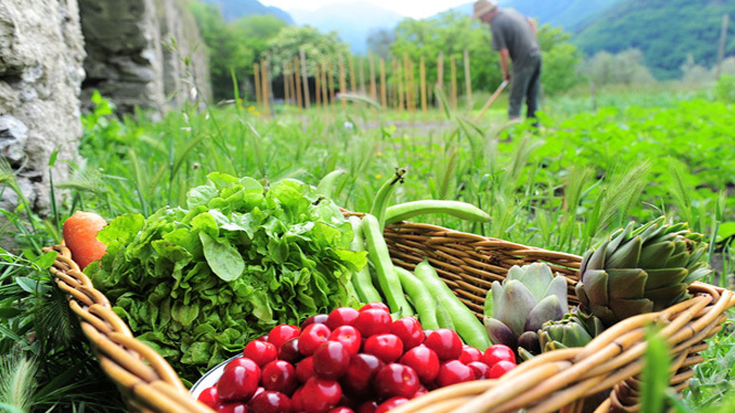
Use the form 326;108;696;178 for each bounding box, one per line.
316;169;347;198
369;168;406;229
385;200;491;225
435;296;455;330
395;266;440;330
414;259;490;350
361;213;413;317
348;216;383;304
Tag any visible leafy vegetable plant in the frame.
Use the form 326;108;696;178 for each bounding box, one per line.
86;173;367;382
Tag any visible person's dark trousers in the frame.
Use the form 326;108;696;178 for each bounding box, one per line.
508;54;542;120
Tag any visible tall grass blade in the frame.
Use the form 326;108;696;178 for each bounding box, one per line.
640;327;672;413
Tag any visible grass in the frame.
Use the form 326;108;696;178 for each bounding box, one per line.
1;80;734;411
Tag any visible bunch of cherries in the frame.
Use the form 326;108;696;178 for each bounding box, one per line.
197;303;517;413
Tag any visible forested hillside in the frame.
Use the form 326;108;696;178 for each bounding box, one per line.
199;0;294;24
573;0;735;79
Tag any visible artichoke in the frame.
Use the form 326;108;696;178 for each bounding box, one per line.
484;263;569;354
576;216;712;327
538;310;605;353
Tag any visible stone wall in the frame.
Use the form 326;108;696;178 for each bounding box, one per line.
0;0;85;219
79;0;210;114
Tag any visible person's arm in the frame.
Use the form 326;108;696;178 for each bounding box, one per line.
499;49;510;81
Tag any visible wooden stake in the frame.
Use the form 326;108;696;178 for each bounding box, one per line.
339;54;348;110
299;49;311;109
380;57;387;110
369;52;377;100
315;63;322;107
253;62;262;108
397;57;405;111
284;61;291;105
464;49;472;108
327;58;336;106
358;57;366;95
420;56;427;120
261;59;271;117
321;61;329;109
349;55;357;93
716;14;730;80
450;55;457;111
290;62;297;105
437;52;445;97
294;57;303;109
403;53;411;113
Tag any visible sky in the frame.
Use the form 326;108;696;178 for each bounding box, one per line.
259;0;471;19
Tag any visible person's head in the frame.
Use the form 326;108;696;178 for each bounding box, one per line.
472;0;499;23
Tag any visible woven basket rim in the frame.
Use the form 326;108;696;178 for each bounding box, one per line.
43;218;735;413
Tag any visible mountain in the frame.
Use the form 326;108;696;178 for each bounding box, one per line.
199;0;294;24
573;0;735;79
440;0;620;31
290;2;403;54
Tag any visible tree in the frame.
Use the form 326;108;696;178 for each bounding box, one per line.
266;26;350;77
190;2;287;101
537;25;583;95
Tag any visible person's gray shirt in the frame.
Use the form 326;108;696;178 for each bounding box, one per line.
490;9;541;70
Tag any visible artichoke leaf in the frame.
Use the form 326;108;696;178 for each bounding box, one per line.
606;268;647;300
495;280;537;336
484;317;518;348
638;241;675;269
524;295;565;332
606;235;642;269
645;268;688;290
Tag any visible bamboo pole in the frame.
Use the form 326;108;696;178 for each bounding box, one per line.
253;62;262;109
339;54;348;110
464;49;472;108
380;57;387;111
369;52;377;100
284;61;291;105
315;63;322;107
409;59;416;113
294;56;303;109
391;57;398;109
299;49;311;109
450;55;457;111
261;59;271;117
420;56;427;120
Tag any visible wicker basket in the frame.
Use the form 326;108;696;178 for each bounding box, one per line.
44;220;735;413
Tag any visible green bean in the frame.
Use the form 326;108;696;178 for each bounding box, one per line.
414;259;490;350
395;266;440;329
316;169;347;198
435;296;455;330
369;168;406;229
348;216;383;304
385;200;491;225
361;213;413;317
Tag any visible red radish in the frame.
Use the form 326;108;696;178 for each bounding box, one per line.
62;211;107;270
